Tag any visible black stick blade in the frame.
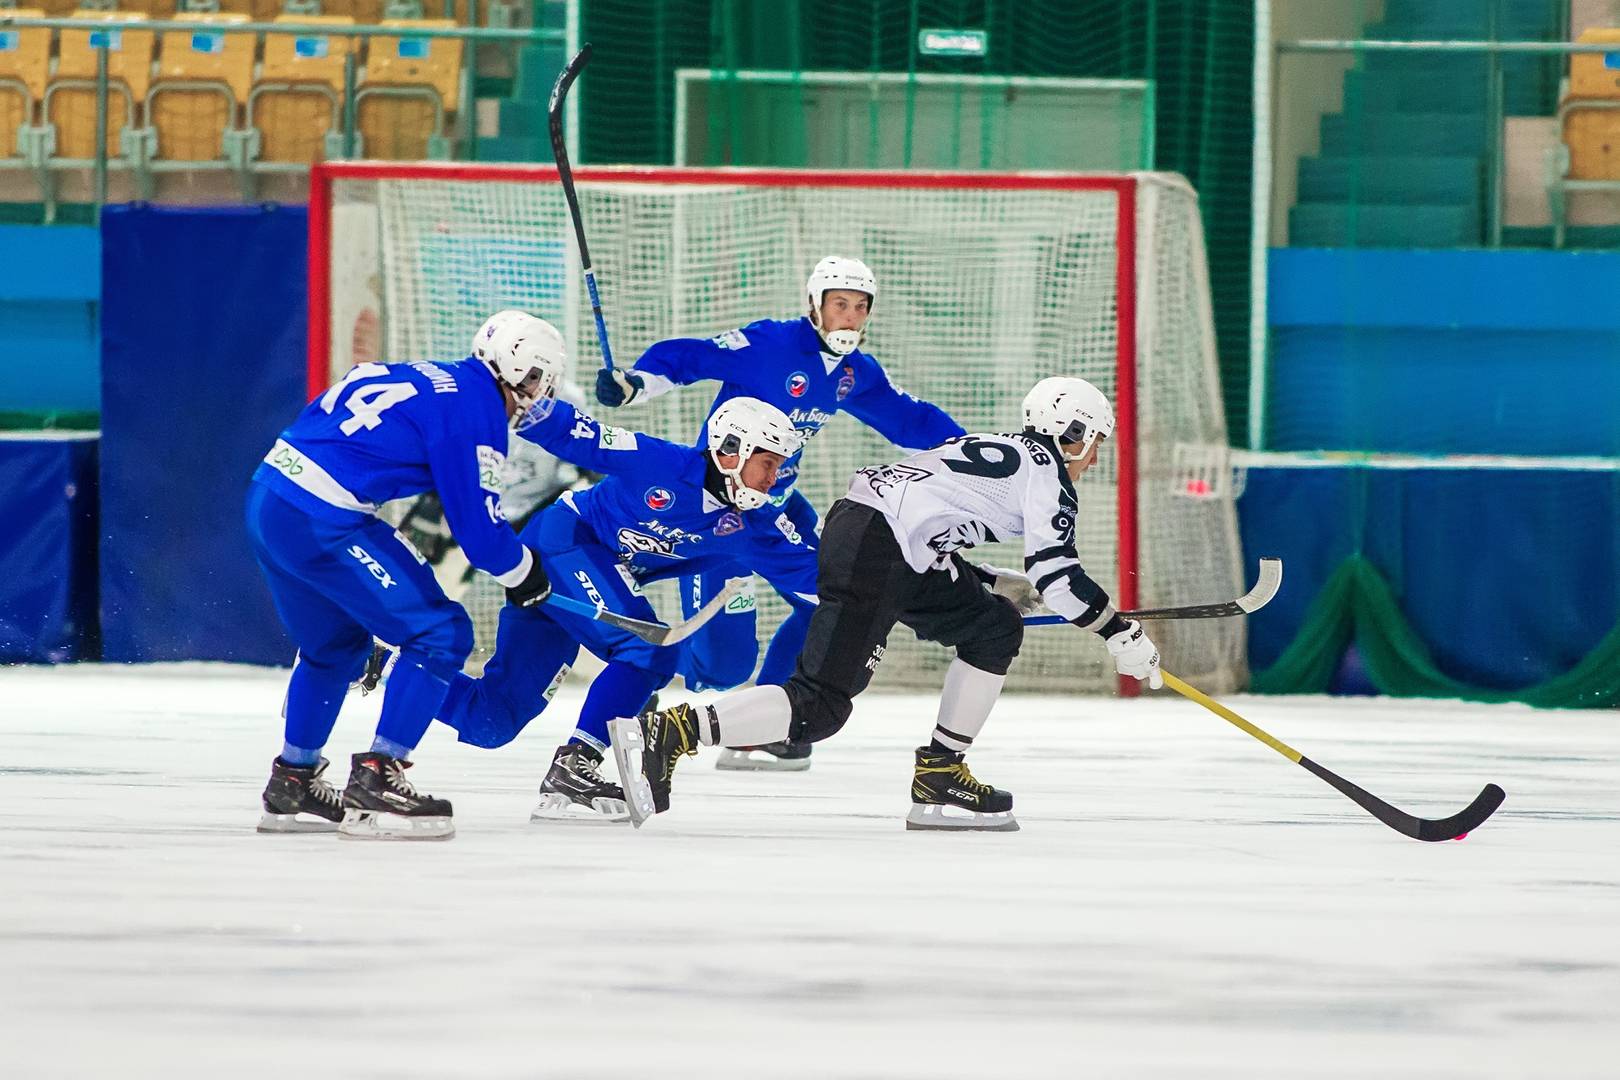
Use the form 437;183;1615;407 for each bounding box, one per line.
549;43;591;122
1299;757;1506;842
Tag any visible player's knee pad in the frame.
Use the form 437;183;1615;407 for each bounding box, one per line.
783;677;853;744
955;597;1024;677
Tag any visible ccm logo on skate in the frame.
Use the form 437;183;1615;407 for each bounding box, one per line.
786;372;809;398
347;545;396;589
644;487;675;511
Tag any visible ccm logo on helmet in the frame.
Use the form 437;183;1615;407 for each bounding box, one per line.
644;487;675;511
786;372;809;398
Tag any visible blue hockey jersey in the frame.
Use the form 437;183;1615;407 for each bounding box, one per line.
632;317;964;496
516;400;819;604
253;359;529;584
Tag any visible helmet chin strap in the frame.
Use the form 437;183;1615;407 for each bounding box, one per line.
712;449;770;511
810;306;865;356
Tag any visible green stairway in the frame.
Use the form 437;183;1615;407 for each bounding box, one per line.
1290;0;1565;248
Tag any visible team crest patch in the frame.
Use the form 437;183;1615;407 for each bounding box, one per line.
786;372;810;398
836;366;855;401
644;487;675;511
714;511;743;537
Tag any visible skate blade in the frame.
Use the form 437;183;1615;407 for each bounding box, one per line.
904;803;1020;833
337;808;455;841
529;792;629;824
715;749;812;772
256;811;340;834
606;718;656;828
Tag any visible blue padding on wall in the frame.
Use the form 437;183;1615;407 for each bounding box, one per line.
0;225;101;414
1270;247;1620;330
0;225;100;300
99;205;306;664
0;434;98;662
1266;247;1620;455
1238;466;1618;690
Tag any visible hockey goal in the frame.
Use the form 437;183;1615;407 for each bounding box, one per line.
308;163;1246;694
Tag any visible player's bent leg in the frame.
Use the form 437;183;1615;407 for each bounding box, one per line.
246;491;379;833
309;516;472;841
675;565;760;692
895;560;1025;833
438;601;580;749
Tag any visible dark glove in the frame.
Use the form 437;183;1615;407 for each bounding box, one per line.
505;548;552;607
595;367;645;407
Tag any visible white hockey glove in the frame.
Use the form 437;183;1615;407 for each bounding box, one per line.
595;368;645;407
1105;619;1163;689
973;563;1044;615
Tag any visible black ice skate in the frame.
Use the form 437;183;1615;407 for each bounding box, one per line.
906;747;1018;832
338;752;454;840
715;738;813;772
606;702;702;826
531;742;629;823
257;756;345;833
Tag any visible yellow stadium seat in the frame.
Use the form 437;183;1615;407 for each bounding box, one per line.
0;9;50;161
1560;29;1620;180
356;17;460;159
148;12;253;161
1568;28;1620;100
47;10;157;160
250;14;355;163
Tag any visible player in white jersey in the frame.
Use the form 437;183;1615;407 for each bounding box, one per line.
613;376;1162;832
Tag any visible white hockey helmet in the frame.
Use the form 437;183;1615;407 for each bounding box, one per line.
706;397;801;511
1022;376;1114;462
806;255;877;356
474;310;568;420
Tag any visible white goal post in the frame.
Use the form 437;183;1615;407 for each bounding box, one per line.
307;163;1247;694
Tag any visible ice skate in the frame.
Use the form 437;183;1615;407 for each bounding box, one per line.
338;752;455;840
715;739;813;772
905;746;1018;832
531;743;629;823
257;756;345;833
607;701;702;826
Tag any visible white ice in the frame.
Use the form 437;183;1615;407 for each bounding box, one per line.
2;664;1618;1079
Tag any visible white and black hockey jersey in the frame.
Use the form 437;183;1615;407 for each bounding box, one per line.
844;432;1116;629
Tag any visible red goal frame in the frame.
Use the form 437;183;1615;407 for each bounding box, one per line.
307;162;1142;641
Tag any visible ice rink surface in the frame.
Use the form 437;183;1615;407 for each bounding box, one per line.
2;664;1618;1079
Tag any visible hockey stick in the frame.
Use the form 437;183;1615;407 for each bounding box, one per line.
1022;556;1283;626
543;577;746;647
548;43;615;371
1161;672;1506;842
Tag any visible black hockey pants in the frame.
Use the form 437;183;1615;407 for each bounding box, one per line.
784;500;1024;744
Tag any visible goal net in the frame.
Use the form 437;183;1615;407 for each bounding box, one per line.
309;164;1246;693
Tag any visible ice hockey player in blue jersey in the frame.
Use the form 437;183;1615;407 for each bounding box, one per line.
246;311;565;840
433;388;818;822
594;255;965;771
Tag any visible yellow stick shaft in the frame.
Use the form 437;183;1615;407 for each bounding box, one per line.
1161;672;1303;765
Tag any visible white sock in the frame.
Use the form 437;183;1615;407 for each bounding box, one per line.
704;684;793;747
930;659;1005;752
